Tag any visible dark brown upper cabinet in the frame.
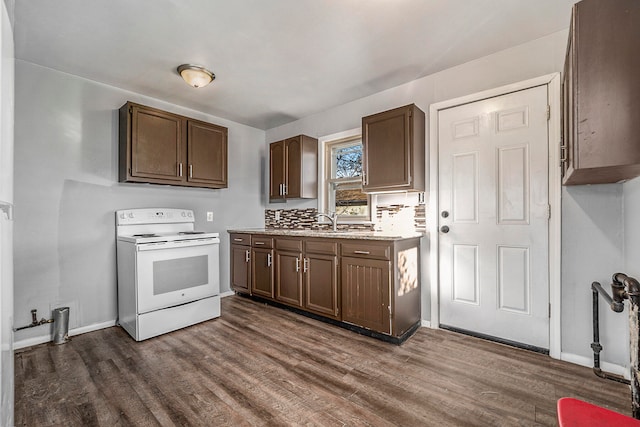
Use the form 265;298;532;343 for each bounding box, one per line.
562;0;640;185
269;135;317;202
119;101;228;189
362;104;425;193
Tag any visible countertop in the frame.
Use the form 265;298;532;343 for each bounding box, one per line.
227;228;424;241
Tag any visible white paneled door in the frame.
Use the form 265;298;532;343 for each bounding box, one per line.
438;85;549;350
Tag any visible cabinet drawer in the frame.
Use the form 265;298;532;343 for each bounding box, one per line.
230;233;251;246
252;236;273;249
305;240;337;255
341;242;390;260
275;238;303;252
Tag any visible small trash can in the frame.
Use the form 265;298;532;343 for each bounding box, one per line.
52;307;69;344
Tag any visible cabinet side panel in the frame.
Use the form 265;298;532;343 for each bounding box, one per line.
118;103;131;182
300;136;318;199
286;137;301;198
576;0;640;169
392;239;421;336
411;105;426;191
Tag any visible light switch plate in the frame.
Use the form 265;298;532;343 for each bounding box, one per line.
206;212;213;222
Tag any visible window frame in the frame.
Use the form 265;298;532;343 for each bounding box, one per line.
320;131;373;223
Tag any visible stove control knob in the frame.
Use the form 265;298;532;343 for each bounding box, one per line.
128;212;134;219
181;211;186;217
187;212;193;218
119;213;125;219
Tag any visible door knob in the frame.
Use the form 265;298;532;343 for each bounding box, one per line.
440;225;450;233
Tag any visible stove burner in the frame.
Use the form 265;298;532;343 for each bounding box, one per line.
133;233;158;238
178;231;205;235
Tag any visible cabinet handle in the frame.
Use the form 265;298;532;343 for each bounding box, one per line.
362;171;367;186
303;258;309;273
279;183;284;196
245;250;250;263
267;253;272;267
295;257;300;272
254;241;265;245
560;144;567;163
353;250;370;255
179;163;183;177
233;238;243;242
283;184;287;195
189;164;193;178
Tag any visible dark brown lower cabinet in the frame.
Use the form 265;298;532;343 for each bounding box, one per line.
229;232;421;340
303;240;339;320
275;250;303;307
341;257;391;334
251;247;274;298
230;244;251;294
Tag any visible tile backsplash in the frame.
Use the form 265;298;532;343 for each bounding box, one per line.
265;202;426;233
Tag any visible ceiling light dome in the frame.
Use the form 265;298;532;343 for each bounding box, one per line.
177;64;215;88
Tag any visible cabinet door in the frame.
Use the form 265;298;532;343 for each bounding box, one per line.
131;105;183;181
230;244;251;294
251;248;274;298
362;106;411;191
304;253;339;319
341;256;391;334
187;120;227;188
269;140;285;201
275;250;303;307
285;136;301;198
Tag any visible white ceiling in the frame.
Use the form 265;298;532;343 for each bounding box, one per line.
14;0;575;130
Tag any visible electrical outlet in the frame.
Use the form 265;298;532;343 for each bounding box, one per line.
206;211;214;222
275;210;281;221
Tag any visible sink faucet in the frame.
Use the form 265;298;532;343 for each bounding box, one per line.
317;212;338;231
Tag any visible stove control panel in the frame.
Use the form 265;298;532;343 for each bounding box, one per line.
116;208;195;225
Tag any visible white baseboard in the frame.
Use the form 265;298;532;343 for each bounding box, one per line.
421;320;432;328
220;290;235;298
560;352;630;380
13;319;116;351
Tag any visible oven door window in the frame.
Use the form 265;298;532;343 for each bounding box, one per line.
153;255;208;295
136;243;219;314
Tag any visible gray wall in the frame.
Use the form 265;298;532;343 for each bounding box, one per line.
13;60;265;343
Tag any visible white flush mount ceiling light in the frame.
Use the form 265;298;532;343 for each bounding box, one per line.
177;64;215;88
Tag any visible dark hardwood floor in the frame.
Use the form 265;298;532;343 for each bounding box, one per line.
15;295;630;426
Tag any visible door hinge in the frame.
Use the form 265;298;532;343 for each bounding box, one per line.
547;204;551;220
546;105;551;121
549;303;552;318
129;106;133;114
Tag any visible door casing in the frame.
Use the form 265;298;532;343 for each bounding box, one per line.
428;73;562;359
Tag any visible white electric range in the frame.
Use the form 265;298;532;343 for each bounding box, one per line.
115;208;220;341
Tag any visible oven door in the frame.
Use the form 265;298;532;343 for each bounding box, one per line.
135;238;220;314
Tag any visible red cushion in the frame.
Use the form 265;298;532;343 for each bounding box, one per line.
557;397;640;426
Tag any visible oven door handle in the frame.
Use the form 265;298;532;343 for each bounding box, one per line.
136;238;220;251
